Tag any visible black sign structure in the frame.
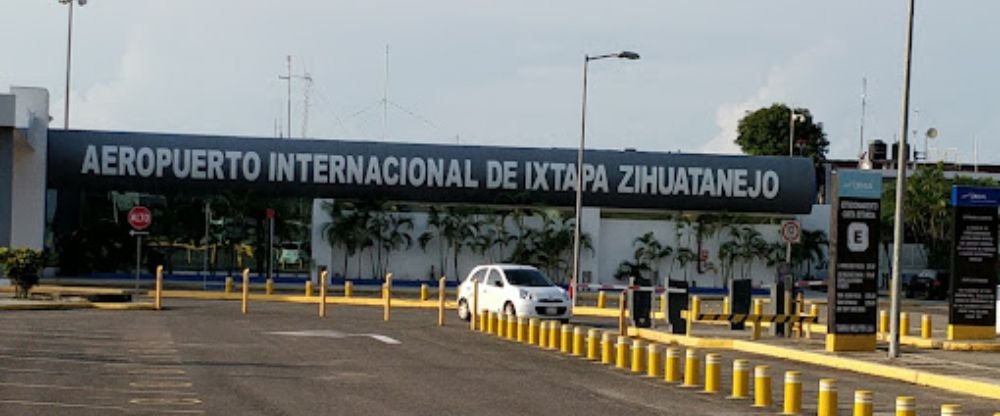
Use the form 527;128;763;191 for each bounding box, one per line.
949;186;999;329
730;279;751;331
47;130;817;214
667;279;689;334
828;170;881;337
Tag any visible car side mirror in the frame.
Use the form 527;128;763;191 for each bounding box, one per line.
494;281;504;288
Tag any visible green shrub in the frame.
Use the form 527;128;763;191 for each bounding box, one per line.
0;247;44;298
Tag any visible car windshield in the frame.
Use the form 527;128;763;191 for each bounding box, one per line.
504;269;554;287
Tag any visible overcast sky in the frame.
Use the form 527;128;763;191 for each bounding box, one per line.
3;1;998;163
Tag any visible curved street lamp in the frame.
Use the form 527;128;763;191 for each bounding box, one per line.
59;0;87;129
571;50;640;306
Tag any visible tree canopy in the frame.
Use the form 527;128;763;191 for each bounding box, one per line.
735;103;829;163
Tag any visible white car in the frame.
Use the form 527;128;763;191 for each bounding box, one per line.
456;264;572;322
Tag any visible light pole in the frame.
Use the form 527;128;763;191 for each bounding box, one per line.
889;0;917;359
571;50;640;306
59;0;86;130
788;111;805;156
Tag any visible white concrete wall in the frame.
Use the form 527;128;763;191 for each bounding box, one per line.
8;87;48;250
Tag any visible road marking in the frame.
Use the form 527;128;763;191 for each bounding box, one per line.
129;397;202;405
130;381;193;389
0;381;197;395
267;330;401;345
0;398;126;411
128;368;187;375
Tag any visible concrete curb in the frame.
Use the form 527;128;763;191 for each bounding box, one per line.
628;328;1000;401
0;301;156;311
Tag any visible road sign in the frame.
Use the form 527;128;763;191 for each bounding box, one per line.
128;206;152;231
780;220;801;243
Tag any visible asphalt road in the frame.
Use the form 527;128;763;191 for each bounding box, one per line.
0;299;996;415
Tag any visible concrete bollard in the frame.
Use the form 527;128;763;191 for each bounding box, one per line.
572;327;585;356
437;277;446;327
647;343;662;378
818;379;838;416
305;280;313;297
517;317;527;342
940;405;961;416
224;276;233;294
615;336;630;370
782;371;801;415
549;321;561;350
730;359;750;399
895;397;915;416
682;349;700;388
344;280;353;297
154;265;163;311
597;290;607;308
687;296;702;336
630;339;645;373
921;314;932;339
586;328;600;360
382;274;393;322
665;347;681;383
497;313;507;338
618;291;627;336
560;324;573;353
704;353;721;394
753;365;772;408
601;332;614;364
853;390;873;416
265;278;274;295
420;283;429;301
240;269;250;315
879;310;889;334
319;271;328;318
506;314;516;341
528;318;540;345
900;312;910;337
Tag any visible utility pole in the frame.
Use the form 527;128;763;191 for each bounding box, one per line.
278;55;293;139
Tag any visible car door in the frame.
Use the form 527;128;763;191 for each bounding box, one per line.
462;267;487;308
482;267;504;313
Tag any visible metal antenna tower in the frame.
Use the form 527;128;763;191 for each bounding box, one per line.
278;55;293;139
301;69;314;138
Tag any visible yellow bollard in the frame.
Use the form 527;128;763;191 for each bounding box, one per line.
615;336;630;370
730;359;750;399
305;280;313;297
487;311;496;335
753;365;772;408
383;274;393;322
240;268;250;315
853;390;873;416
601;332;614;364
687;296;702;336
630;339;645;373
344;280;353;297
517;317;527;342
597;290;607;308
647;343;662;378
723;295;730;314
470;281;479;331
921;314;932;339
224;276;233;294
528;318;540;345
818;379;838;416
506;314;516;341
880;310;889;334
751;298;764;340
560;324;573;353
900;312;910;337
807;304;819;339
549;321;561;350
572;327;585;356
497;313;507;338
538;321;549;348
154;265;163;311
586;328;600;360
437;277;446;326
420;283;429;301
618;291;627;336
265;278;274;295
782;371;802;415
703;353;721;394
682;349;700;388
479;310;489;333
940;404;961;416
895;397;915;416
664;347;681;383
319;271;328;318
660;293;667;319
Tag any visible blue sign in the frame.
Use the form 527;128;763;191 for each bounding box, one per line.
838;170;882;199
951;186;1000;207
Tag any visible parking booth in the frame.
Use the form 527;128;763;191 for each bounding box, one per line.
629;277;653;328
666;279;689;334
729;279;752;331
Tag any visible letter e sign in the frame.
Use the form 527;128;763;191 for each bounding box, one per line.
846;222;869;253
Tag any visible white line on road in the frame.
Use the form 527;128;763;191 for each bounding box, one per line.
267;330;401;345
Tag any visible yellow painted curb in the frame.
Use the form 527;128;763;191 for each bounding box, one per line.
91;302;157;311
941;341;1000;352
0;302;92;311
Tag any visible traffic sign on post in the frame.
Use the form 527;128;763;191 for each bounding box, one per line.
128;206;152;230
780;220;801;243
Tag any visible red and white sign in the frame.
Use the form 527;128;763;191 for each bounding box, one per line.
780;219;801;243
127;206;152;231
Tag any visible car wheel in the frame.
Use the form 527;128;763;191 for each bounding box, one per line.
457;299;470;321
503;302;516;317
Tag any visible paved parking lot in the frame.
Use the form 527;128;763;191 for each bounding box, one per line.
0;298;996;415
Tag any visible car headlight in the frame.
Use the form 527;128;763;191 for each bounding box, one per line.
561;290;570;301
519;289;532;300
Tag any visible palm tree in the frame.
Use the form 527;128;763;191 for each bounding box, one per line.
633;232;672;286
792;229;828;279
374;211;413;280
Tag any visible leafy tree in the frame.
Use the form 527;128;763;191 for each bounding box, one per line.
632;232;672;285
0;247;44;298
735;103;829;163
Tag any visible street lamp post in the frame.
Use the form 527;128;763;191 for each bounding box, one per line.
788;111;805;156
571;50;639;307
59;0;86;130
889;0;917;359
